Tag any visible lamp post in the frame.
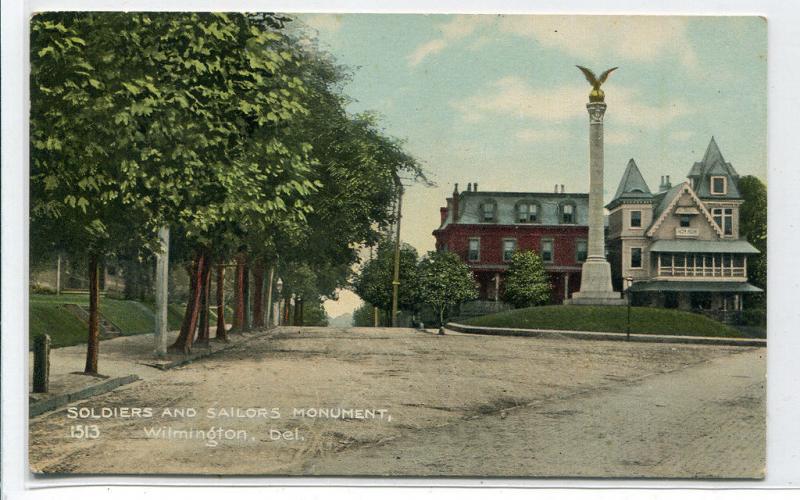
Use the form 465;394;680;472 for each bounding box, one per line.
623;276;633;341
275;278;283;326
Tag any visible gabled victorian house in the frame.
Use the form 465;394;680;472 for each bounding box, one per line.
606;138;762;316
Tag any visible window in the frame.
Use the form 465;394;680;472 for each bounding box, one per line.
710;176;727;195
712;208;733;236
468;238;480;262
516;202;539;223
630;210;642;228
502;239;517;262
541;239;554;263
630;247;643;268
561;203;575;224
481;201;496;222
680;215;691;228
576;239;588;263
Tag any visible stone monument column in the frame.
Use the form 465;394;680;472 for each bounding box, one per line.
568;66;625;305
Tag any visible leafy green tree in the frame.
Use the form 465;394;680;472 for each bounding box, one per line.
352;239;420;322
502;250;552;308
738;175;767;307
352;303;377;327
417;251;478;326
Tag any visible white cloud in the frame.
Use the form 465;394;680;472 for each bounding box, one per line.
407;15;490;66
452;75;693;130
451;76;586;122
497;16;698;69
302;14;344;34
407;39;448;67
515;128;570;143
409;15;699;70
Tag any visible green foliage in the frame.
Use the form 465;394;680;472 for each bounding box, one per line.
352;239;421;315
352;303;376;327
741;308;766;327
464;305;743;338
301;301;329;327
417;251;478;325
738;175;767;306
502;250;552;308
29;293;183;348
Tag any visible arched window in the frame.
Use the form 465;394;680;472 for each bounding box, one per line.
479;199;497;222
515;200;540;223
560;201;576;224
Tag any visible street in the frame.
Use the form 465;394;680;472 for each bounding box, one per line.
29;326;765;478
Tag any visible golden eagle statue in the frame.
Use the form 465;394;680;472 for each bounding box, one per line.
576;66;618;102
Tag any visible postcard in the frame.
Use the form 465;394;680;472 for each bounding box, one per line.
27;12;766;478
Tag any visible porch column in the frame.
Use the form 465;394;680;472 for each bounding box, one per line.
494;273;500;302
563;273;570;301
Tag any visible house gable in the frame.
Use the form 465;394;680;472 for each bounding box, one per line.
647;182;723;239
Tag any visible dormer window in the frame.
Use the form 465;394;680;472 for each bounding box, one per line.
480;200;497;222
560;202;575;224
516;201;539;223
710;176;727;195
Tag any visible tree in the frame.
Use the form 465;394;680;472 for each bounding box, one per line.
352;239;420;322
417;251;478;326
738;175;767;307
502;250;552;308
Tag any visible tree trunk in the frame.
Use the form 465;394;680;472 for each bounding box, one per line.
169;252;206;354
232;252;245;332
214;263;228;342
242;261;250;331
283;296;291;325
196;260;212;345
252;261;265;328
84;253;100;374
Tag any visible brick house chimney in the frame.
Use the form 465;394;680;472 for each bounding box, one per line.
451;183;460;221
659;175;672;192
473;182;478;192
467;182;472;192
440;206;448;224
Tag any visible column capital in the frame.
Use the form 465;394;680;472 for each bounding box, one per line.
586;102;607;124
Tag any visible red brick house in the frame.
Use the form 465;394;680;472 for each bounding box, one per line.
433;183;589;304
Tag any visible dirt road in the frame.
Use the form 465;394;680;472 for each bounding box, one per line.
29;326;765;478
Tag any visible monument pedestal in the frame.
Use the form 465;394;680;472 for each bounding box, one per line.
566;259;626;306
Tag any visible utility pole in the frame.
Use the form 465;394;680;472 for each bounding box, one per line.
391;182;404;327
154;225;170;356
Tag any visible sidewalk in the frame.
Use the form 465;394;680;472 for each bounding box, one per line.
29;327;272;417
445;322;767;347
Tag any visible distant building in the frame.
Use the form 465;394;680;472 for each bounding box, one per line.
606;137;762;314
433;183;589;303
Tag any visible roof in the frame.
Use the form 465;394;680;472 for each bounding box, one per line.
649;239;760;254
612;159;653;201
652;184;684;219
438;190;590;229
688;137;741;199
629;281;763;293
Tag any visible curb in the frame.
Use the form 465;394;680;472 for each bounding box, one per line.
445;322;767;347
142;329;273;370
29;374;140;418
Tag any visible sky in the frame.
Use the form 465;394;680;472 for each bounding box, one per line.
292;15;768;318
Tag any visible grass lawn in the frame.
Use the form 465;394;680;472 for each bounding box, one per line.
461;305;743;338
30;293;185;348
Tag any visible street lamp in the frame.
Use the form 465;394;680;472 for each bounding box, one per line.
623;276;633;341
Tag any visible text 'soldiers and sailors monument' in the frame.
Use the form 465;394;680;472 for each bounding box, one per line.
567;66;627;305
